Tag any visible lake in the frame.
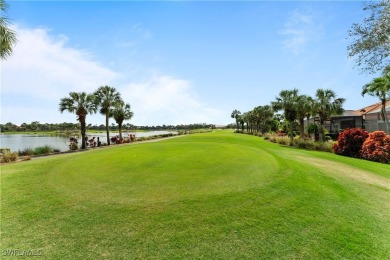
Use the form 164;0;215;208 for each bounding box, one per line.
0;131;176;152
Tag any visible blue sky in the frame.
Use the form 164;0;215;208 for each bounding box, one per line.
1;1;381;126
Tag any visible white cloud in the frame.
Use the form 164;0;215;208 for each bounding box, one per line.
280;8;322;54
1;25;118;101
1;25;118;124
121;75;225;126
1;25;224;126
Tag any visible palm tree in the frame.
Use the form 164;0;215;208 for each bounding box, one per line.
0;0;17;59
314;89;345;141
59;92;97;149
296;95;313;138
231;109;241;131
242;111;254;133
94;86;123;145
253;105;273;133
362;72;390;133
272;89;299;140
112;102;134;140
303;96;315;135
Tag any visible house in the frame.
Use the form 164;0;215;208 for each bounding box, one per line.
331;101;390;134
304;101;390;135
330;110;364;133
363;101;390;133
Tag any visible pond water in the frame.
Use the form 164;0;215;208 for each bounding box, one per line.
0;131;176;152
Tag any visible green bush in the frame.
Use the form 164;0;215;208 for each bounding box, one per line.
19;145;60;155
34;145;54;155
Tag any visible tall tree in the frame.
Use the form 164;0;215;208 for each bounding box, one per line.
0;0;17;59
303;96;315;134
94;86;123;145
112;102;134;140
272;89;299;140
362;70;390;133
314;89;345;141
59;92;97;149
253;105;273;133
296;95;314;138
347;0;390;74
231;109;241;131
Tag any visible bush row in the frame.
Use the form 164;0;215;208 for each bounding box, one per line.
18;145;61;156
333;129;390;164
263;133;334;152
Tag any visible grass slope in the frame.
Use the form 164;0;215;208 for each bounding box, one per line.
1;131;389;259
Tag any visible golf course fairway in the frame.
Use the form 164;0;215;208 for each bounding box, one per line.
1;131;389;258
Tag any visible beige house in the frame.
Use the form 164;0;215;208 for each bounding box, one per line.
304;101;390;134
363;101;390;133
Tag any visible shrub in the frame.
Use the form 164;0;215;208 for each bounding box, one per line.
268;135;277;143
308;124;319;135
276;136;290;145
18;147;32;156
292;138;316;150
333;128;369;158
1;151;19;163
360;131;390;164
34;145;53;155
314;141;334;153
69;143;78;150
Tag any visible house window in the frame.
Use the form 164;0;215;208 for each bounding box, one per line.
341;120;355;129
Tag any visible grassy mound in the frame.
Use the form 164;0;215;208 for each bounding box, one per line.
1;131;389;258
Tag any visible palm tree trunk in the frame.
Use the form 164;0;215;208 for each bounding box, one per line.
106;112;110;145
299;117;305;138
80;116;86;149
118;122;123;140
288;121;294;141
318;120;324;142
306;116;311;135
381;99;389;134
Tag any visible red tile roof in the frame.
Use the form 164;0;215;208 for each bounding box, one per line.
357;100;390;115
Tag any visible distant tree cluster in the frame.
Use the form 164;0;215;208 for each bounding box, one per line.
232;88;345;142
0;121;80;132
0;122;216;133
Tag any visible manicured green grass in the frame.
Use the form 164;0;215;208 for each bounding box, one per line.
1;131;389;259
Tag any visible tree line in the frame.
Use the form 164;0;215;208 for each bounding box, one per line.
232;63;390;140
0;122;215;133
232;88;345;142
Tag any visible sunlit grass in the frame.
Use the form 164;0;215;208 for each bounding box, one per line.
1;131;389;258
